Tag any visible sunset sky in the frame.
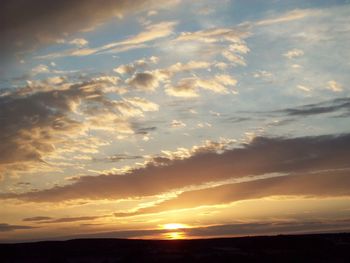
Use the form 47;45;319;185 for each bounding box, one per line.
1;0;350;242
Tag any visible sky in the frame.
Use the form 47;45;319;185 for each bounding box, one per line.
1;0;350;242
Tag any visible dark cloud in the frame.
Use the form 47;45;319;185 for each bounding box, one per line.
0;223;36;232
94;154;143;163
1;133;350;203
22;216;52;222
0;77;154;176
134;126;157;135
0;0;175;67
0;80;109;175
37;216;102;224
108;154;143;162
185;219;350;238
78;220;350;239
278;97;350;117
115;169;350;216
126;72;160;91
5;219;350;242
225;117;252;123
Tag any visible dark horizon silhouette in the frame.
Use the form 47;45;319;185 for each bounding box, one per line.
1;233;350;262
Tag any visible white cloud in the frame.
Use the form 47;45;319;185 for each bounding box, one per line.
37;21;178;59
124;97;159;111
297;85;312;92
165;74;236;98
255;9;321;26
32;64;50;75
326;80;343;92
69;38;89;47
171;120;186;128
284;49;304;59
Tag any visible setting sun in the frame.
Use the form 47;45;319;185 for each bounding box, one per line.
162;223;188;230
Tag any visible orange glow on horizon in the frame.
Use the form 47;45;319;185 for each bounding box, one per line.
162;223;188;230
164;231;186;239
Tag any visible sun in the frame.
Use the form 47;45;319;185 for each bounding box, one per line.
162;223;188;230
161;223;189;240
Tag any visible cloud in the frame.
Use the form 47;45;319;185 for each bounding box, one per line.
255;9;320;26
133;125;157;135
277;97;350;117
116;169;350;216
175;27;249;43
69;38;89;47
171;120;186;128
124;97;159;111
126;72;160;91
165;79;199;98
0;0;181;63
114;64;137;75
2;133;350;203
284;49;304;59
95;154;143;163
31;64;50;75
185;219;350;238
8;219;350;241
0;77;158;177
171;26;250;65
0;223;36;232
101;21;177;53
114;57;159;75
166;61;211;73
37;216;102;224
165;74;237;98
296;85;312;92
22;216;52;222
253;70;273;79
119;60;229;95
327;80;343;92
37;21;177;59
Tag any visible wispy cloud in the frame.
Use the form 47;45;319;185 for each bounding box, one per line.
37;21;178;59
0;223;36;232
0;0;181;62
2;133;350;203
255;9;321;26
275;97;350;117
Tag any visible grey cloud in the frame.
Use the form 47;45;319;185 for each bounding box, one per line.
0;223;36;232
22;216;52;222
0;81;100;175
94;154;143;163
7;219;350;242
186;219;350;238
126;72;160;91
135;126;157;135
0;77;152;177
225;117;252;123
2;133;350;202
37;216;102;224
279;98;350;117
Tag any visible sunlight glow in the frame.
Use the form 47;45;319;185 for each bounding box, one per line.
164;231;186;240
162;223;188;230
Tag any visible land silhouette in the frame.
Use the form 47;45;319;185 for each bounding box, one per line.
1;233;350;262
